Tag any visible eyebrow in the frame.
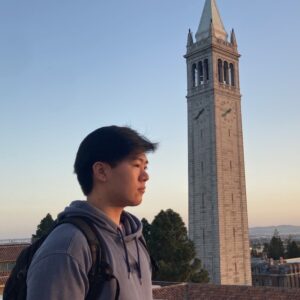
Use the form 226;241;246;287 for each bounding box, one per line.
131;156;148;164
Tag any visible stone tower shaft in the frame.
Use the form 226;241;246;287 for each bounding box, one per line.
185;0;251;285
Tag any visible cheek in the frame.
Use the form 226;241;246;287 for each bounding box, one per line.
112;167;139;190
115;173;134;190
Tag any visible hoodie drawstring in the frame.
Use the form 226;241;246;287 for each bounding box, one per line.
117;228;143;284
135;237;142;284
117;227;131;278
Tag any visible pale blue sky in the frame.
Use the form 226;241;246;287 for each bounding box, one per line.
1;0;300;239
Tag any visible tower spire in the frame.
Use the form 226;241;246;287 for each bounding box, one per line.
230;28;237;47
195;0;227;42
187;29;194;48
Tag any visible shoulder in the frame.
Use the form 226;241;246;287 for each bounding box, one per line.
26;224;92;299
31;223;92;273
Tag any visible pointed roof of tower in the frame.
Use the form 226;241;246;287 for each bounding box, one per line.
195;0;227;42
187;29;194;48
230;28;237;47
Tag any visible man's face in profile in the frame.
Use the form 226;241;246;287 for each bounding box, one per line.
105;152;149;208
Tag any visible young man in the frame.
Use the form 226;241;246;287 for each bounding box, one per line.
27;125;157;300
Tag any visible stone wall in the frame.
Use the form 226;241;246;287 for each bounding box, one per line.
153;283;300;300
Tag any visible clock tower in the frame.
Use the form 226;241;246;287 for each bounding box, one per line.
185;0;252;285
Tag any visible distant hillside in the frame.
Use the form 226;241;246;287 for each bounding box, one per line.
249;225;300;237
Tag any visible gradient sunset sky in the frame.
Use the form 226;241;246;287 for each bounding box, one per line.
1;0;300;239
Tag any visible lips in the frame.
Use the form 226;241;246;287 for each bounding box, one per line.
138;188;146;193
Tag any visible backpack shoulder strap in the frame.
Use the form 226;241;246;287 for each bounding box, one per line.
57;217;100;278
138;236;159;273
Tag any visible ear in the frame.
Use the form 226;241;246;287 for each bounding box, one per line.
92;162;110;182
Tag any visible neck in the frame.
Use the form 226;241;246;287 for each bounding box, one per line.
87;194;123;225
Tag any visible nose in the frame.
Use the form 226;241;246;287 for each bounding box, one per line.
139;169;149;182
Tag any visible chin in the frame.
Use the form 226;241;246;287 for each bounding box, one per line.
127;198;143;207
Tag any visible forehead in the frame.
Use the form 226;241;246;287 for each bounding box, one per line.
128;152;148;163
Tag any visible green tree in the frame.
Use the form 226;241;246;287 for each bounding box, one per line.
267;229;284;260
263;242;269;255
147;209;209;283
287;239;300;258
32;213;55;240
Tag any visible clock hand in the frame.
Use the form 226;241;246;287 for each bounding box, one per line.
222;108;231;117
194;108;205;120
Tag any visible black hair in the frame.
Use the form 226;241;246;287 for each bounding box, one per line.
74;125;157;196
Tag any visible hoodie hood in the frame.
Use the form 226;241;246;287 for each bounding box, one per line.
58;200;143;241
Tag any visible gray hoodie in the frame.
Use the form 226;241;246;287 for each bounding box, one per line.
27;201;153;300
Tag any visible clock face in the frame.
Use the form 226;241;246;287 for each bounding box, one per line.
220;100;236;125
219;101;237;142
